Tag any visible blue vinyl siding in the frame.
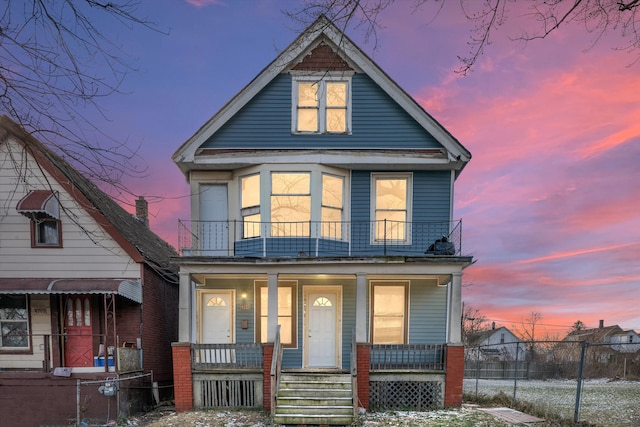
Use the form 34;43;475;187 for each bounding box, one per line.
202;74;443;149
409;280;448;343
350;170;451;224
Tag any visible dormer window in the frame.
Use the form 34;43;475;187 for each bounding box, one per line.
292;75;351;134
16;190;63;248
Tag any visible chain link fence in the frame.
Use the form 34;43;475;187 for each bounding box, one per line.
77;373;155;426
464;341;640;426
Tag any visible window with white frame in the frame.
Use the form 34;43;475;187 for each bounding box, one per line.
293;78;350;134
321;174;344;239
372;174;412;243
256;281;297;348
371;282;407;344
271;172;311;237
0;295;29;349
241;174;261;238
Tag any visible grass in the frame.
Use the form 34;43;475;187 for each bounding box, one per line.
463;379;640;427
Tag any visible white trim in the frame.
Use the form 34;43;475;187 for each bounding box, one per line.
197;289;236;344
291;75;352;135
303;285;342;368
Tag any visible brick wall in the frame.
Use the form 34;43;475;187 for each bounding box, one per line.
356;344;370;410
172;343;193;412
141;265;179;385
263;344;274;412
444;344;464;407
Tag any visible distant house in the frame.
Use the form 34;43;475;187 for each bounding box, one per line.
0;116;179;426
466;326;526;361
171;15;474;424
561;321;640;362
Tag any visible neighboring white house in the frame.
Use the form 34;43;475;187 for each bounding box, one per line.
466;326;526;361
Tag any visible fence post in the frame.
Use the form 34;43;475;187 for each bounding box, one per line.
512;342;519;407
573;341;587;424
475;346;480;399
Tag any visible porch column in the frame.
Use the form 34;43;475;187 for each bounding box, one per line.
355;273;367;342
267;273;278;342
178;271;192;342
447;272;462;344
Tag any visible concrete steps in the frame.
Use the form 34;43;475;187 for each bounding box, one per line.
273;372;354;426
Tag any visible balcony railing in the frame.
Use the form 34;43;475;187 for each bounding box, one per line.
370;344;445;371
178;219;463;257
192;343;264;370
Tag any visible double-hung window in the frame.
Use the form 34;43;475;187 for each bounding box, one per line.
256;281;297;348
271;172;311;237
293;77;351;134
241;174;261;238
0;295;29;349
371;282;408;344
372;174;412;243
321;174;344;239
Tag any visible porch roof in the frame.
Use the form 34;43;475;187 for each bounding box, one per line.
0;278;142;303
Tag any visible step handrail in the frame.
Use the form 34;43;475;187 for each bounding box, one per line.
270;325;283;415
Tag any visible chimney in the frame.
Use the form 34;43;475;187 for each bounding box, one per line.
599;319;604;329
492;322;496;330
135;196;149;227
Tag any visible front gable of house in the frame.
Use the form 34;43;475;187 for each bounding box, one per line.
173;16;470;171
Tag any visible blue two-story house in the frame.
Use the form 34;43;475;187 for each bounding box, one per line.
171;16;473;424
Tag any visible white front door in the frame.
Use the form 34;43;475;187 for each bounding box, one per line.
201;291;234;343
199;184;228;255
305;287;341;368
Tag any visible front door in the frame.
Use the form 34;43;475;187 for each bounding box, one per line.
64;296;93;367
305;287;341;368
200;291;234;343
199;184;229;255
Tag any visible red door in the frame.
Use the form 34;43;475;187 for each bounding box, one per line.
64;296;94;367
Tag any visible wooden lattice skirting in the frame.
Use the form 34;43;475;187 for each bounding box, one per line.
369;381;442;410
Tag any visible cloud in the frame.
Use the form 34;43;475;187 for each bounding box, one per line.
185;0;224;8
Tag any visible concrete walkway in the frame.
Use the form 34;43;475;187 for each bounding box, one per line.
478;407;545;424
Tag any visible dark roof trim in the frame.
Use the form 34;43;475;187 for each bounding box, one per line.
0;278;142;303
16;190;59;219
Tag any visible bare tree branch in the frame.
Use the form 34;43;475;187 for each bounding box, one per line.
0;1;164;199
288;0;640;74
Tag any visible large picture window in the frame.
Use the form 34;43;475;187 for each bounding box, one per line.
372;174;411;243
256;281;297;348
271;173;311;237
0;295;29;349
294;78;350;134
371;282;408;344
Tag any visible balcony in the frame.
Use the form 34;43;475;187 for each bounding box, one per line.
178;219;463;258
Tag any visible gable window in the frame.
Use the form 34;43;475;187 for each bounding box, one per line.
321;174;344;239
32;218;62;247
271;173;311;237
241;174;261;238
293;77;350;134
16;190;63;248
372;174;412;243
371;282;408;344
256;281;297;348
0;295;29;349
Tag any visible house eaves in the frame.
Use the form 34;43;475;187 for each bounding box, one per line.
172;15;471;173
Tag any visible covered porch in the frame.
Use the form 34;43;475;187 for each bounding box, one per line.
172;256;469;412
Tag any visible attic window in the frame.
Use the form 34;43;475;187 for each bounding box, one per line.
292;76;351;134
16;190;62;248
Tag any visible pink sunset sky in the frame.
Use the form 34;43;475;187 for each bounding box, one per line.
79;1;638;337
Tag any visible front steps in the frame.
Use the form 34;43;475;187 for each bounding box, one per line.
273;371;354;426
